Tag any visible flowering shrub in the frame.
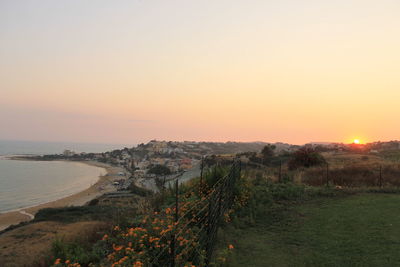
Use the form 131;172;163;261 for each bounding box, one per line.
52;164;242;267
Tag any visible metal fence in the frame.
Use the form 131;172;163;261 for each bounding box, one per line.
300;163;400;187
150;159;241;266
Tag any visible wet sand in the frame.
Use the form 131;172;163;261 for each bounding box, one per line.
0;161;127;231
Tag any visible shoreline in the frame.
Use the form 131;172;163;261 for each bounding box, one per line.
0;160;127;232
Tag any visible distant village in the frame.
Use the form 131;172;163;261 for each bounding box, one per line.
58;140;293;180
40;140;400;186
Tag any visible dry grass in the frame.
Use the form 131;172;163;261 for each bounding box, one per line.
0;221;109;267
322;152;386;168
302;163;400;187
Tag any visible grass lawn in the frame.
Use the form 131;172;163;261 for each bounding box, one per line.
219;193;400;267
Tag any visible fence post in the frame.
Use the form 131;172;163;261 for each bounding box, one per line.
279;160;282;183
200;156;204;191
379;165;383;188
326;163;329;187
206;197;213;265
218;184;223;219
170;179;179;267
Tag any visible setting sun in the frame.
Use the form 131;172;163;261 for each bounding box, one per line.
353;139;360;144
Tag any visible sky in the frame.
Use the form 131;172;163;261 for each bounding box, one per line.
1;0;400;145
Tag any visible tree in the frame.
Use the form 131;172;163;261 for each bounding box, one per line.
288;147;326;170
148;164;171;175
261;144;276;165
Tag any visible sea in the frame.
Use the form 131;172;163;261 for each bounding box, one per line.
0;140;130;213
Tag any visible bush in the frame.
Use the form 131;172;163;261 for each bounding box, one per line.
34;206;135;224
52;238;109;266
288;147;326;170
231;176;309;228
148;164;171;175
129;183;153;197
88;198;99;206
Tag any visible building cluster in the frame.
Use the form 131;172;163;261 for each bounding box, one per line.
53;140;400;186
63;140;220;179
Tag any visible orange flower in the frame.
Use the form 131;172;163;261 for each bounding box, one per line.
228;244;234;249
54;258;61;265
113;244;124;251
134;260;143;267
102;234;108;240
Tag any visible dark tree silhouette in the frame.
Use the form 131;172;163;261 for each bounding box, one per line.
288;147;326;170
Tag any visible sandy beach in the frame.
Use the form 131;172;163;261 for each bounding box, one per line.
0;161;127;231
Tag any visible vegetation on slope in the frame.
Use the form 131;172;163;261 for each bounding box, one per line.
214;172;400;267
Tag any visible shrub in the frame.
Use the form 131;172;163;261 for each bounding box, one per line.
129;183;153;197
288;147;326;170
148;164;171;175
35;206;135;224
261;144;276;164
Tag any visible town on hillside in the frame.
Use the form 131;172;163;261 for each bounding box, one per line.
33;140;400;192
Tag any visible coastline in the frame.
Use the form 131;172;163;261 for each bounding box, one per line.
0;160;127;231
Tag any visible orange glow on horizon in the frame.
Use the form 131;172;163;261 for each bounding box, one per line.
1;2;400;144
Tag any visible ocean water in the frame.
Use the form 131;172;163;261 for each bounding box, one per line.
0;140;122;213
0;159;106;213
0;139;130;155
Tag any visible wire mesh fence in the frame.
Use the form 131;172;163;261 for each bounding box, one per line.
150;158;241;266
300;163;400;187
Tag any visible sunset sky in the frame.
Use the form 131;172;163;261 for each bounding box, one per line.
1;0;399;145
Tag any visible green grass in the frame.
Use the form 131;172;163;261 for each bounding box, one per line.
218;193;400;267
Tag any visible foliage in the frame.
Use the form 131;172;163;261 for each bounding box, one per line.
52;238;107;266
51;204;206;266
261;144;276;164
203;166;229;188
147;164;171;175
288;147;326;170
302;163;400;187
34;206;135;225
50;163;238;267
217;193;400;267
129;183;153;197
379;150;400;162
230;177;309;228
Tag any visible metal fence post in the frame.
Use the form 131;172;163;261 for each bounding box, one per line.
218;185;223;219
200;157;205;195
149;161;240;267
326;163;329;187
379;165;383;188
170;179;179;267
206;197;213;265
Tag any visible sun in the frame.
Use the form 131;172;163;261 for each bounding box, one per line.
353;139;360;144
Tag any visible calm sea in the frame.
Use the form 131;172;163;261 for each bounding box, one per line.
0;140;130;156
0;140;130;213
